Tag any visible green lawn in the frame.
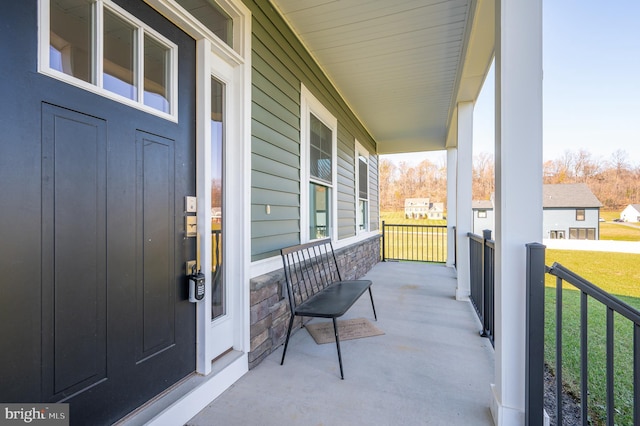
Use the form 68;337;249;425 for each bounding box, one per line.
600;210;620;222
380;211;447;226
599;209;640;241
600;222;640;241
545;249;640;425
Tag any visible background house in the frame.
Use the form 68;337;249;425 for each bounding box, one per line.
543;183;602;240
472;199;495;236
404;198;444;220
621;204;640;222
472;183;603;240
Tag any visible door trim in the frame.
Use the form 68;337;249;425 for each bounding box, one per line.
144;0;251;376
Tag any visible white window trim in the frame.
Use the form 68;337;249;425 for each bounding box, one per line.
38;0;179;121
300;84;337;243
355;140;370;233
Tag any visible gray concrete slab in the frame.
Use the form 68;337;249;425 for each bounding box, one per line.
187;262;495;426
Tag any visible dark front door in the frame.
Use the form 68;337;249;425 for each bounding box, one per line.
0;1;196;424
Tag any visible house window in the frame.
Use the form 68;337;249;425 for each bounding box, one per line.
477;210;487;218
356;141;369;232
301;85;337;241
42;0;177;119
569;228;596;240
175;0;233;47
550;230;565;239
576;209;585;221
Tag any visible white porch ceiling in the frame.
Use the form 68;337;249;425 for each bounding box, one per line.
270;0;495;154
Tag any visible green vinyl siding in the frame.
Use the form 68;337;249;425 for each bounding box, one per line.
251;187;298;207
244;0;378;260
251;204;298;222
251;153;298;181
251;137;298;167
251;103;300;144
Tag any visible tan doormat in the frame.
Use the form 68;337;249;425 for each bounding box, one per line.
305;318;384;345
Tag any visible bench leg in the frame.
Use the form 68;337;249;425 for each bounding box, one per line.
332;318;344;380
368;287;378;321
280;314;295;366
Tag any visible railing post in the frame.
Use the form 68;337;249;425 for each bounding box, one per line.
453;226;457;269
481;230;492;338
381;220;386;262
525;242;546;426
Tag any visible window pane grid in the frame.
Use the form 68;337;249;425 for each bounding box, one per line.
103;8;136;101
50;0;93;83
143;34;170;113
358;156;368;200
47;0;176;117
309;114;332;183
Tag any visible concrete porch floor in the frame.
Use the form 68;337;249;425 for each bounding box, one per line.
187;261;495;426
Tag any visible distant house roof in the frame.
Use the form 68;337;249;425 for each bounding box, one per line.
626;204;640;212
472;200;493;210
404;198;429;207
543;183;602;208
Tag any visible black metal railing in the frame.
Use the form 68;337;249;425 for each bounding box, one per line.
526;243;640;425
468;230;495;347
381;221;447;263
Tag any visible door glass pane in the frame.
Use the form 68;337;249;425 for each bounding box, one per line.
175;0;233;48
211;77;225;321
103;9;136;100
144;35;170;113
50;0;92;83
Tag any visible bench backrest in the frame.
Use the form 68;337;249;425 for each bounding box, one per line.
280;239;342;312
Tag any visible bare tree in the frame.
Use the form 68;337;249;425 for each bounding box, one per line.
381;148;637;212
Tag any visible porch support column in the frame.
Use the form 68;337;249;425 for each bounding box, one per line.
446;147;457;268
455;101;473;300
491;0;543;424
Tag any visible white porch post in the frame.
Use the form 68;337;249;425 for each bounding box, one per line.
491;0;543;424
455;102;473;300
446;148;457;269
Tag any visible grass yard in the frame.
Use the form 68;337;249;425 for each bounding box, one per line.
599;209;640;241
380;211;447;226
600;222;640;241
545;249;640;425
599;210;620;222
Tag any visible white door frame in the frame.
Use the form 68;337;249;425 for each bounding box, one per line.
144;0;251;376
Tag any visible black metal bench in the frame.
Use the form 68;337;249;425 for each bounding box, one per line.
279;238;377;379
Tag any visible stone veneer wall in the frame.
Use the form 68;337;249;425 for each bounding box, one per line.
248;235;381;368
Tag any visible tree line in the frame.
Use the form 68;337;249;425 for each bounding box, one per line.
380;149;640;211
